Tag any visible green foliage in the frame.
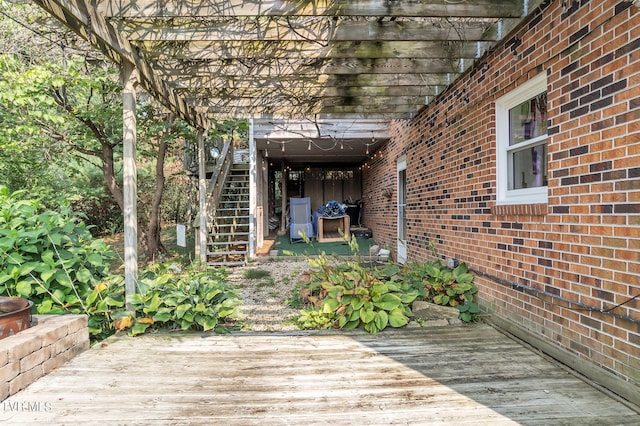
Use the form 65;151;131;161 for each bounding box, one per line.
0;186;115;312
84;263;242;340
0;185;241;341
402;260;479;322
294;250;418;334
123;263;242;336
84;274;126;342
242;268;271;280
295;308;332;330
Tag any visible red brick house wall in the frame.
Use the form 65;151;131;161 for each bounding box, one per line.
363;0;639;394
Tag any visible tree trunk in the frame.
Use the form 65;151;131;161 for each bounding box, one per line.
146;137;168;261
102;143;124;211
100;140;153;260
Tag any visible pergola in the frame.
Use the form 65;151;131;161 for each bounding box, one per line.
31;0;543;302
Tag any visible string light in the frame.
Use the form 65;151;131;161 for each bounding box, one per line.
308;140;312;150
265;148;268;158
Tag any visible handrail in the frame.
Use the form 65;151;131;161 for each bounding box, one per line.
205;138;234;228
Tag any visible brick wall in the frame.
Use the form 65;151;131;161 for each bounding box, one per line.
364;0;640;389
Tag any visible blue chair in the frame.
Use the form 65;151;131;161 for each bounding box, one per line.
289;197;315;243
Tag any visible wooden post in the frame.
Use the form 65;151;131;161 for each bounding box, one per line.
197;129;208;264
248;118;256;258
121;62;137;312
280;160;287;233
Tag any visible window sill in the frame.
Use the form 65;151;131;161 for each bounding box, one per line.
491;203;547;216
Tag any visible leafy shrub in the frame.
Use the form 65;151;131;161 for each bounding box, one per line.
125;263;242;335
295;252;419;334
0;186;242;342
0;186;115;311
403;260;479;322
84;263;242;339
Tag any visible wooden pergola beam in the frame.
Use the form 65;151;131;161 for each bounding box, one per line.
97;0;525;18
164;73;455;89
150;57;466;76
180;85;439;99
33;0;210;130
194;103;423;118
111;16;514;43
134;40;492;61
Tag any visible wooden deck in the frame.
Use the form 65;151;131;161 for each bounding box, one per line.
2;324;638;425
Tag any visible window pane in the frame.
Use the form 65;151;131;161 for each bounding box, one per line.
509;93;547;146
511;143;547;190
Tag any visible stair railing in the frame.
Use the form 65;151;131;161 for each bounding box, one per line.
205;138;234;229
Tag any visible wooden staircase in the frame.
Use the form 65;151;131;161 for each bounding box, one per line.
207;165;249;266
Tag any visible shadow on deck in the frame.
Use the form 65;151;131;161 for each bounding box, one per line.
2;324;638;424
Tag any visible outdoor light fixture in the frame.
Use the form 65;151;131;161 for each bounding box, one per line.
209;146;221;160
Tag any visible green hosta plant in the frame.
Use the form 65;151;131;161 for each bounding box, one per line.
403;259;479;322
122;263;242;336
77;263;243;342
0;186;114;313
84;274;126;342
296;248;418;334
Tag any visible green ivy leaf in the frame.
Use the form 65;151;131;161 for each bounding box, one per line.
153;311;172;323
130;322;151;336
351;297;365;310
322;298;340;314
176;303;192;319
372;293;402;311
374;310;389;331
343;320;360;330
75;267;92;284
105;296;124;307
388;308;409;328
146;293;162;312
54;270;72;288
127;294;145;306
359;308;376;324
202;316;218;331
15;280;31;297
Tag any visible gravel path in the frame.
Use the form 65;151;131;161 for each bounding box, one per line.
227;259;311;331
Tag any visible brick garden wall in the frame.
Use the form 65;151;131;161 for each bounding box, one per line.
0;315;89;401
364;0;640;389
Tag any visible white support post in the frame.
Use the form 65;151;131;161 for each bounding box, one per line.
249;118;256;258
280;161;287;233
121;62;137;312
197;129;208;264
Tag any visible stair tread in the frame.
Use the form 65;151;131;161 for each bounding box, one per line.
207;261;246;267
203;165;252;268
207;251;248;256
216;215;250;219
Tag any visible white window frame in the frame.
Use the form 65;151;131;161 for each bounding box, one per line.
495;73;548;205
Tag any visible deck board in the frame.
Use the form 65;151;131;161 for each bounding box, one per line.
1;324;638;425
